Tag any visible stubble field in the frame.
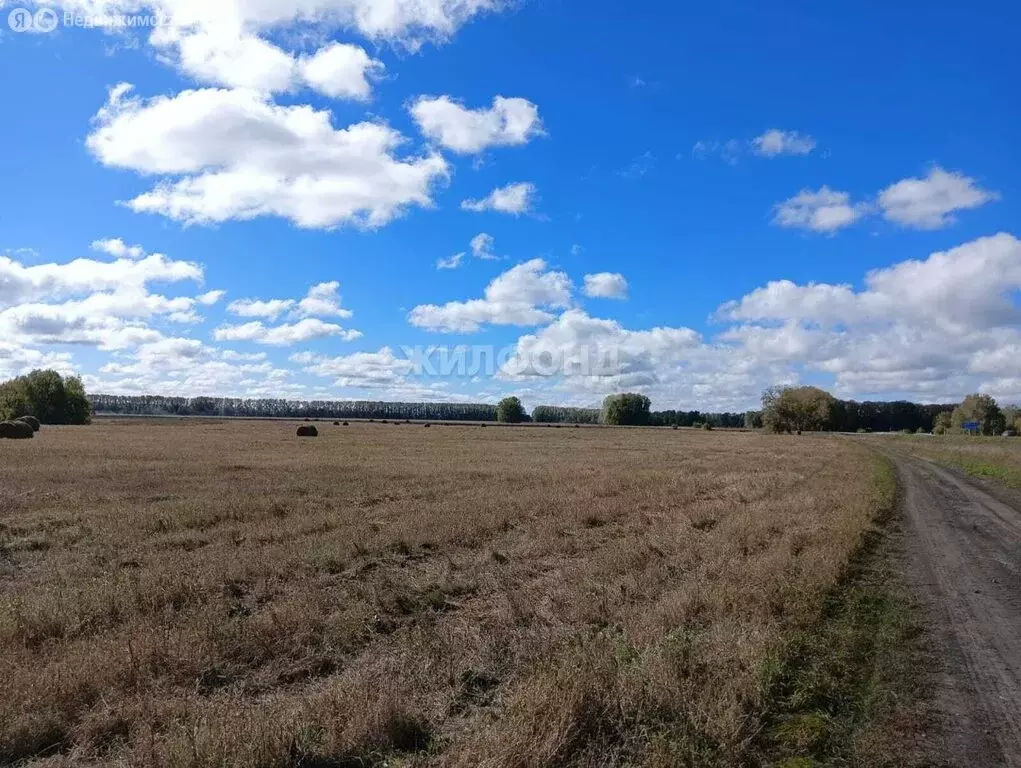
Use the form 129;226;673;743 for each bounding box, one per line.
1;419;902;766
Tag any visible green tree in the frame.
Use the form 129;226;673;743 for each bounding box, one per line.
951;393;1006;436
496;396;526;423
63;376;92;425
933;412;953;435
0;377;30;421
761;385;837;433
22;369;67;424
1002;405;1021;432
744;410;763;429
0;370;91;425
601;393;651;426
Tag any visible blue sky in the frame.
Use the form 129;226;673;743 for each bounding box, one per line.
1;0;1019;411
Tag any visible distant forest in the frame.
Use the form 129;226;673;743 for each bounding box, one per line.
759;395;956;434
88;394;749;426
88;392;954;432
89;395;499;423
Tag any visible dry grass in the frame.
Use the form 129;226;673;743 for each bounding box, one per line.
886;433;1021;488
1;419;889;766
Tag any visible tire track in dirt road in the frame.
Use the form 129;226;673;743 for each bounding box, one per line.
887;451;1021;767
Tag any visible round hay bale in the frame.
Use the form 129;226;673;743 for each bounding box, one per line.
333;421;340;426
16;415;40;432
342;422;349;426
423;423;431;428
296;425;319;438
0;420;35;439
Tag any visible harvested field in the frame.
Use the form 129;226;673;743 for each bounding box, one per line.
1;419;896;766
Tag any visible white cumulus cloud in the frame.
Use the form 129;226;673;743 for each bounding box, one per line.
227;282;353;320
0;341;74;380
214;318;361;346
409;258;572;332
298;42;385;100
436;252;465;270
0;241;218;349
87;84;450;229
227;298;297;321
713;233;1021;400
37;0;504;84
91;238;146;259
461;181;537;215
470;232;499;259
752;129;817;157
150;27;384;99
878;166;998;229
501;309;700;384
410;95;543;153
772;186;865;233
583;273;629;299
694;129;816;163
293;346;416;387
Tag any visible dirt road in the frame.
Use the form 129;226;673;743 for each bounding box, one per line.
890;452;1021;767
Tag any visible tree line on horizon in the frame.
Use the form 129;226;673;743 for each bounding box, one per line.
758;385;1020;435
88;391;746;427
89;394;500;423
5;372;1016;434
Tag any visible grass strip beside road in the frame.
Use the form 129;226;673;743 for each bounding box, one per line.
755;455;942;768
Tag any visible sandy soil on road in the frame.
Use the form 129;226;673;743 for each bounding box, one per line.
890;452;1021;767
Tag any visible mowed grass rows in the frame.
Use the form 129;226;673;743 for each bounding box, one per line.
1;419;884;766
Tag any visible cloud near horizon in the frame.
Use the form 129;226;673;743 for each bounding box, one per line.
6;233;1018;410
